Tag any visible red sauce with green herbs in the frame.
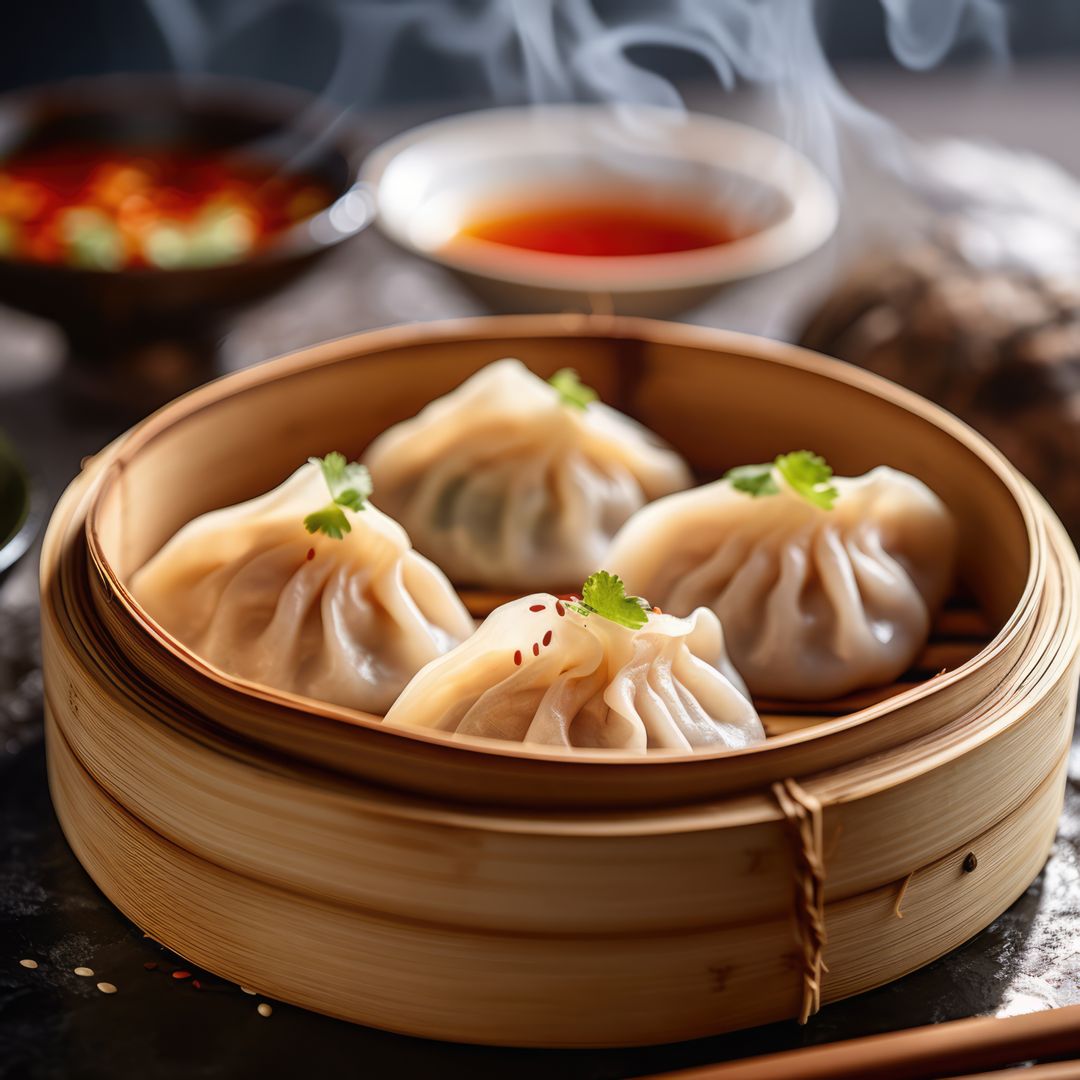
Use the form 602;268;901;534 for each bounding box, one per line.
0;144;333;270
457;201;738;258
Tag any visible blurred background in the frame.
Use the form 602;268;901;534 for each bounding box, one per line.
5;0;1080;102
1;2;1077;525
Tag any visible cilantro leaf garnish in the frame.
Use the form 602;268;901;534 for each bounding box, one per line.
775;450;838;510
569;571;650;630
313;452;373;511
724;450;838;511
303;453;372;539
548;368;598;410
725;463;780;498
303;504;351;540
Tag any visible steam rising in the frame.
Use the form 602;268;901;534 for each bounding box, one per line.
882;0;1008;69
143;0;1008;195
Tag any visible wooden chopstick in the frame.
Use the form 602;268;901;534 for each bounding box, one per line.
959;1062;1080;1080
644;1006;1080;1080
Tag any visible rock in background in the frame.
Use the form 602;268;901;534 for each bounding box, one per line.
801;141;1080;539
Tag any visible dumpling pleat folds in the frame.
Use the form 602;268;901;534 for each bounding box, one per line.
130;462;475;714
608;465;956;700
383;593;764;752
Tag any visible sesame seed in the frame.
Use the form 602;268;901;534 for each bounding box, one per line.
19;959;38;969
241;986;256;995
257;1003;273;1017
73;967;94;977
96;982;117;994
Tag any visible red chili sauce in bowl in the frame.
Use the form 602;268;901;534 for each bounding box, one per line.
0;144;334;271
455;199;739;258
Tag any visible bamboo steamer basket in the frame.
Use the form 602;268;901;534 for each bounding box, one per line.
41;316;1080;1048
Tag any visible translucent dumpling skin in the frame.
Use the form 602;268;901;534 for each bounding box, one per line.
362;359;692;591
383;593;764;752
130;463;476;714
607;466;957;701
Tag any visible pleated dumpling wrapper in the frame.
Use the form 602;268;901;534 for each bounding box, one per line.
362;360;692;591
607;452;957;701
383;572;764;752
130;455;475;714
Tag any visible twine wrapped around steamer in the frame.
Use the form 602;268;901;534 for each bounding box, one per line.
773;778;828;1024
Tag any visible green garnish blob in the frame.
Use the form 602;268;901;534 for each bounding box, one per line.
303;504;351;540
724;450;838;511
775;451;838;510
725;463;780;499
61;207;124;270
0;219;15;257
303;452;373;539
548;368;598;410
570;571;650;630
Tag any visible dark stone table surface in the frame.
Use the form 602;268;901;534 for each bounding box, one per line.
2;67;1080;1079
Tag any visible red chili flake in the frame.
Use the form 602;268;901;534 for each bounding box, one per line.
532;642;540;657
172;971;191;980
514;650;522;666
529;604;545;612
543;630;553;646
652;606;662;615
306;548;315;561
143;961;158;971
555;600;565;617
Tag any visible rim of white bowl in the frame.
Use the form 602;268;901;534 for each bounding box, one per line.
360;104;839;294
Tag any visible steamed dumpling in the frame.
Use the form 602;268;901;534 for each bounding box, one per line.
383;578;763;751
607;456;956;701
130;460;475;713
362;359;692;591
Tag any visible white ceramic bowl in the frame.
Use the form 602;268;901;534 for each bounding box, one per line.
361;105;838;317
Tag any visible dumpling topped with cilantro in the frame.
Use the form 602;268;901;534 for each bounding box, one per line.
362;359;692;592
607;452;957;701
383;572;763;752
129;454;475;714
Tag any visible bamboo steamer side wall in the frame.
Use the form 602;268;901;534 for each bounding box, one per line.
42;570;1078;935
45;706;1069;1047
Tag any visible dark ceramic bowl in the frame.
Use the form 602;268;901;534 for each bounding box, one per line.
0;75;374;411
